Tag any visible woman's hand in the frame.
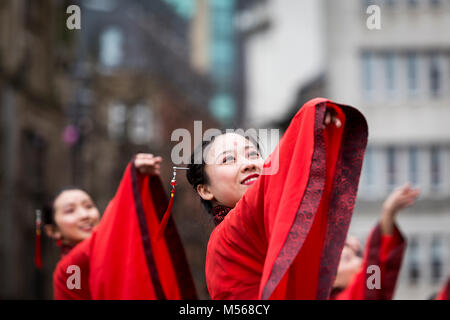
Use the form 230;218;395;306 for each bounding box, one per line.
324;107;342;128
380;183;420;234
134;153;162;176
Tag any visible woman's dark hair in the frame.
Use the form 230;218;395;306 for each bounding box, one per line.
42;186;84;226
186;131;261;215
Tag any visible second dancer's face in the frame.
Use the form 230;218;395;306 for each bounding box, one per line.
334;236;363;288
200;133;264;208
53;190;100;245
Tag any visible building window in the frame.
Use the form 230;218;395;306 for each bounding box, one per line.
99;26;124;68
407;53;418;95
429;54;441;98
385;52;396;95
163;0;196;19
385;0;396;7
431;236;443;283
430;146;442;189
363;146;374;187
128;104;154;145
210;92;236;123
409;146;419;185
430;0;441;7
387;146;396;188
362;52;374;95
108;102;127;141
409;237;420;285
361;0;375;10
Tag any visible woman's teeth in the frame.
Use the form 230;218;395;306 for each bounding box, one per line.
244;177;258;184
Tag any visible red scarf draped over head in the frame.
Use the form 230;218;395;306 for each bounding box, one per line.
53;163;197;300
205;98;368;300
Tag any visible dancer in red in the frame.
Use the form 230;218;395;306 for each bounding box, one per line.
331;184;419;299
187;98;368;299
53;154;197;300
42;188;101;260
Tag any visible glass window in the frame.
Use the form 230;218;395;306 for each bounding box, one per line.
408;237;420;285
210;92;236;123
108;102;126;141
128;104;153;145
430;0;441;7
387;146;396;187
430;146;442;188
362;0;375;9
430;54;441;97
361;52;374;94
385;52;396;94
431;236;443;283
409;146;419;185
363;146;374;187
99;26;124;67
407;53;418;94
163;0;196;19
386;0;396;7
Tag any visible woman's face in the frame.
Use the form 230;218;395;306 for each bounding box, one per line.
334;236;363;288
200;133;265;208
53;190;100;245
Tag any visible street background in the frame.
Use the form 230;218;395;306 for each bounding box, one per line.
0;0;449;299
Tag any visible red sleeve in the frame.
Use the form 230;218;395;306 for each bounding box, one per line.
205;98;368;300
333;223;406;300
88;164;197;300
53;239;92;300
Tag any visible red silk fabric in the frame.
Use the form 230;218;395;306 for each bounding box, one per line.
205;98;368;300
53;164;197;300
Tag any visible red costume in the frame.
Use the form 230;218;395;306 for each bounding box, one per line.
205;98;368;299
331;223;406;300
53;163;197;300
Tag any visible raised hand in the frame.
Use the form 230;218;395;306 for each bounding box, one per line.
380;183;420;235
134;153;162;176
324;107;342;128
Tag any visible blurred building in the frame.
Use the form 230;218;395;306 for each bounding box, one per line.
0;0;78;299
189;0;267;126
325;0;450;300
0;0;215;299
241;0;450;299
236;0;325;128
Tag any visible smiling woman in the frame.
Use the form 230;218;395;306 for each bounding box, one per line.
43;187;100;257
187;98;368;300
187;132;264;215
51;154;197;300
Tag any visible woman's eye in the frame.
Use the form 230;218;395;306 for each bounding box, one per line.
222;155;235;164
249;151;260;158
64;208;75;214
84;203;94;209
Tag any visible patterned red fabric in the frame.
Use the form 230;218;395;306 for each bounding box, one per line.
330;223;406;300
53;163;197;300
205;98;368;300
212;205;232;226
